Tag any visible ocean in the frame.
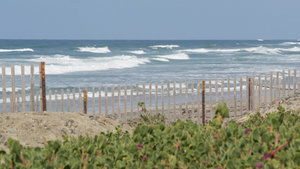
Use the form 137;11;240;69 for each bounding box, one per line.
0;40;300;111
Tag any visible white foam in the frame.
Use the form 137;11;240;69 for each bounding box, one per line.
150;45;179;49
0;48;34;52
280;47;300;52
156;53;190;60
27;54;150;74
128;50;146;54
0;87;31;92
257;39;264;41
242;46;280;55
180;46;300;55
77;46;111;53
280;42;300;45
151;58;169;62
179;48;240;53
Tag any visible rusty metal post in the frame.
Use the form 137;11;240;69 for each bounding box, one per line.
41;62;47;111
202;81;205;124
84;90;87;114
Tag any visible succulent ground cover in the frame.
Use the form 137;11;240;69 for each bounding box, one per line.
0;103;300;168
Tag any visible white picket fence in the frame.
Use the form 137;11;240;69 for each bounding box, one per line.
0;63;299;123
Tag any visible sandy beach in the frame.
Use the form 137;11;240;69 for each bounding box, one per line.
0;111;134;153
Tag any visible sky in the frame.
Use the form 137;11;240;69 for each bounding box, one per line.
0;0;300;40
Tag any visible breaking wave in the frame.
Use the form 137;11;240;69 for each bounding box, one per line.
77;46;111;53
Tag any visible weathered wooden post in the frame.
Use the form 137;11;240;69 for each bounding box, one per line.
202;81;205;124
84;90;87;114
40;62;47;111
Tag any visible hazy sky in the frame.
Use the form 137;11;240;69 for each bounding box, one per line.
1;0;299;40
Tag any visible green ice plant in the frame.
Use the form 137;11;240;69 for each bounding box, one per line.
1;105;300;168
211;103;229;128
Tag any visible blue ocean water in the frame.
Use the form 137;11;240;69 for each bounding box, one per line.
0;39;300;102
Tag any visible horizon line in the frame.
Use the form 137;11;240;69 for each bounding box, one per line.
0;38;299;41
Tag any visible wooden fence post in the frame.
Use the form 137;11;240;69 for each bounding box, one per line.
83;89;86;113
40;62;46;111
202;81;205;124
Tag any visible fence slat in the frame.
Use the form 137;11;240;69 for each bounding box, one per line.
197;82;201;122
173;81;176;118
118;85;121;119
240;76;243;115
246;76;249;111
105;86;108;117
124;85;127;123
251;74;255;110
259;74;262;106
136;84;139;116
161;82;164;116
92;86;95;114
191;80;194;122
275;72;279;99
130;85;133;118
2;65;7;113
288;70;291;96
209;79;212;118
279;78;281;99
67;89;70;112
98;86;101;115
288;70;291;95
215;78;218;103
11;64;15;113
294;69;296;93
61;89;64;112
185;81;188;120
21;64;26;112
149;82;152;115
30;63;35;111
264;73;267;105
55;90;58;112
112;85;115;116
282;70;285;97
179;81;182;119
85;87;88;112
234;76;236;119
49;90;52;112
167;81;170;120
270;72;273;103
221;77;224;104
73;88;75;112
79;87;82;112
227;77;230;107
17;93;20;112
155;82;158;114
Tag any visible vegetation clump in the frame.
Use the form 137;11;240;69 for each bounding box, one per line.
0;104;300;168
